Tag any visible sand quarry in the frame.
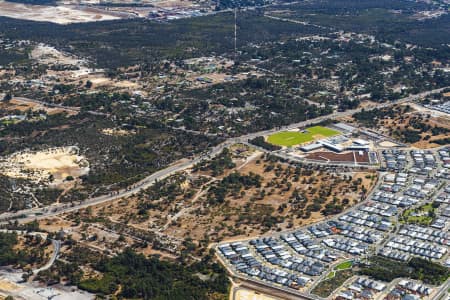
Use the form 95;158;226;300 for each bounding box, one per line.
31;44;100;80
0;1;120;24
0;146;89;185
31;44;84;66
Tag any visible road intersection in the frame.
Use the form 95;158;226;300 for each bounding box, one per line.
0;87;447;225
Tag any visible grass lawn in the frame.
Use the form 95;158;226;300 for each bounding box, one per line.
267;126;340;147
307;126;340;137
326;271;336;279
335;260;353;270
402;203;436;226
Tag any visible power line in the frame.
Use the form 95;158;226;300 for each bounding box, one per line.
234;8;237;63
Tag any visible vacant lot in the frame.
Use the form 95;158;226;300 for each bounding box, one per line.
48;147;377;259
234;288;279;300
0;1;120;24
350;104;450;148
267;126;340;147
0;146;89;186
311;269;354;298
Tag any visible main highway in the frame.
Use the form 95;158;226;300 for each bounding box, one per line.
0;87;447;225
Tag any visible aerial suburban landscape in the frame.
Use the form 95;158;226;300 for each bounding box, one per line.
0;0;449;299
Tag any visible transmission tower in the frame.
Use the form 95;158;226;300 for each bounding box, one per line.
234;8;238;63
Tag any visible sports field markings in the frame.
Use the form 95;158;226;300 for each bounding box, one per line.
267;126;340;147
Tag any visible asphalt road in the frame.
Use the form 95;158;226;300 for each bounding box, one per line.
216;146;450;299
0;141;233;224
0;229;60;275
213;172;385;299
0;87;447;225
33;239;61;275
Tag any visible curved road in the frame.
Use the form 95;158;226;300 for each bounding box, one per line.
0;87;447;225
33;239;61;275
0;230;60;275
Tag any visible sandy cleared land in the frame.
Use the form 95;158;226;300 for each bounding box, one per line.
0;146;89;185
0;1;120;24
0;279;21;293
101;128;136;136
31;43;103;80
31;44;83;66
0;272;94;300
378;141;400;147
234;288;280;300
151;0;201;8
89;77;139;89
